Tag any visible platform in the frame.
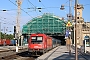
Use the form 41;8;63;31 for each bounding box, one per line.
36;46;90;60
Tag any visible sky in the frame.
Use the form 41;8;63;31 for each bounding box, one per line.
0;0;90;34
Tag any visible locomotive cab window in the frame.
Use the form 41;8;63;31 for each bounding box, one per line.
31;37;36;41
37;37;42;41
31;36;43;43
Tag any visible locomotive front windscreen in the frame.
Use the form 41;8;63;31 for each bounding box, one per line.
37;37;42;41
31;36;43;43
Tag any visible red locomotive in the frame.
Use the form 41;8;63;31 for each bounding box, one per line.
28;33;61;55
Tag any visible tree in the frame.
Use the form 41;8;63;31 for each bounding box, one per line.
0;32;14;40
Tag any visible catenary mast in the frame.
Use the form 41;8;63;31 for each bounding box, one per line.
16;0;22;46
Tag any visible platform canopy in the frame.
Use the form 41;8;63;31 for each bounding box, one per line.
22;13;66;36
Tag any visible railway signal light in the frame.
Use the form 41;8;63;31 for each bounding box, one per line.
14;26;16;33
14;26;16;38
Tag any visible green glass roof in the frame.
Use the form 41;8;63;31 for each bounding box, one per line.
22;13;66;35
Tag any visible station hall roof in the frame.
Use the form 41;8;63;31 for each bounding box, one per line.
22;13;66;36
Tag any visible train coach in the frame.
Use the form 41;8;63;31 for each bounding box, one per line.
0;39;16;46
28;33;61;55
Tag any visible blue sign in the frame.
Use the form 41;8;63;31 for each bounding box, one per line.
65;30;69;37
84;35;89;39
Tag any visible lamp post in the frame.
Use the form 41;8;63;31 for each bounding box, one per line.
75;0;78;60
60;0;73;35
60;0;73;55
60;0;78;59
0;22;1;39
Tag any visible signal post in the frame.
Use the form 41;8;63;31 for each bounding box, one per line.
66;20;72;55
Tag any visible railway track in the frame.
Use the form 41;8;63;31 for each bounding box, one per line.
0;51;37;60
1;46;90;60
0;46;24;52
78;48;90;60
0;46;41;60
72;45;90;60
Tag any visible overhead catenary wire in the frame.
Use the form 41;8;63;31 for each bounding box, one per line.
26;2;42;19
83;4;90;6
8;0;33;18
0;17;15;26
30;0;50;16
0;18;14;34
27;0;45;17
27;0;39;16
8;0;90;19
27;0;36;8
39;0;50;13
0;10;16;25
